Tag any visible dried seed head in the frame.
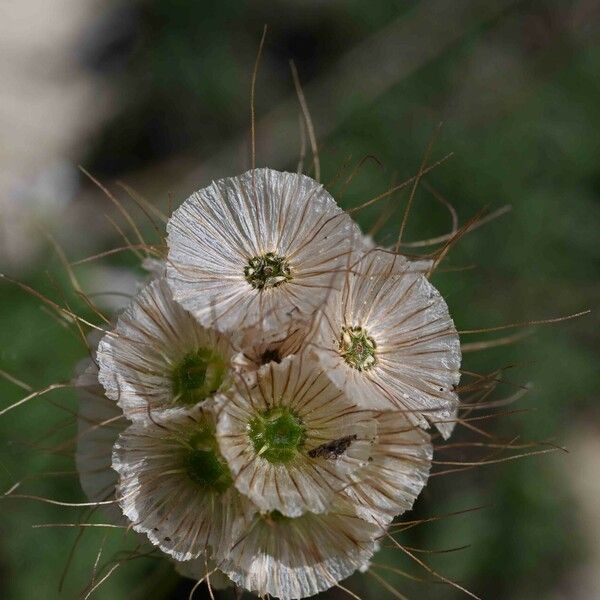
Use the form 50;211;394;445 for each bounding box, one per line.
313;249;461;439
113;404;254;561
216;354;377;517
166;168;361;333
96;278;233;420
218;499;380;599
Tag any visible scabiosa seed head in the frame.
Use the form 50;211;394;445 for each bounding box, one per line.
96;277;233;420
217;499;381;600
313;249;461;438
113;403;255;561
216;354;377;517
166;168;361;334
75;344;235;579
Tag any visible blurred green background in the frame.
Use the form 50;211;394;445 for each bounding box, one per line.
1;1;599;598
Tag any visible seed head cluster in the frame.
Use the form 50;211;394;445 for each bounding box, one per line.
78;167;461;599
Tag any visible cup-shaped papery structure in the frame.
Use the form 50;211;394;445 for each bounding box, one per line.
75;354;233;578
217;499;380;600
112;403;255;561
97;277;234;421
312;249;461;438
216;354;377;517
166;168;361;334
342;410;432;524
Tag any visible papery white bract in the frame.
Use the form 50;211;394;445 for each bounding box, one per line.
312;249;461;438
75;351;234;579
166;168;360;334
219;500;381;600
112;403;256;561
97;277;233;421
342;411;432;524
216;354;377;517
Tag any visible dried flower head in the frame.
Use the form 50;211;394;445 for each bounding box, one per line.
97;277;233;420
216;354;377;517
312;249;461;438
3;29;575;599
76;345;236;581
166;168;361;334
218;500;380;599
113;403;255;561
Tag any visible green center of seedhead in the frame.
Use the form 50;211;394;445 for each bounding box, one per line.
248;407;306;464
171;348;226;405
244;252;292;290
184;427;232;493
339;326;377;371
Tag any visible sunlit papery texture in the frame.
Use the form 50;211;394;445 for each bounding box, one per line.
75;358;128;523
97;277;233;421
342;411;432;524
231;323;308;374
216;354;377;517
113;404;255;561
75;358;226;571
166;168;361;333
313;249;461;438
219;500;380;600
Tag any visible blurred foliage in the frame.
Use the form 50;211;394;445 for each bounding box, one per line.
1;0;599;598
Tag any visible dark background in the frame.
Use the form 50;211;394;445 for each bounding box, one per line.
1;1;599;598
